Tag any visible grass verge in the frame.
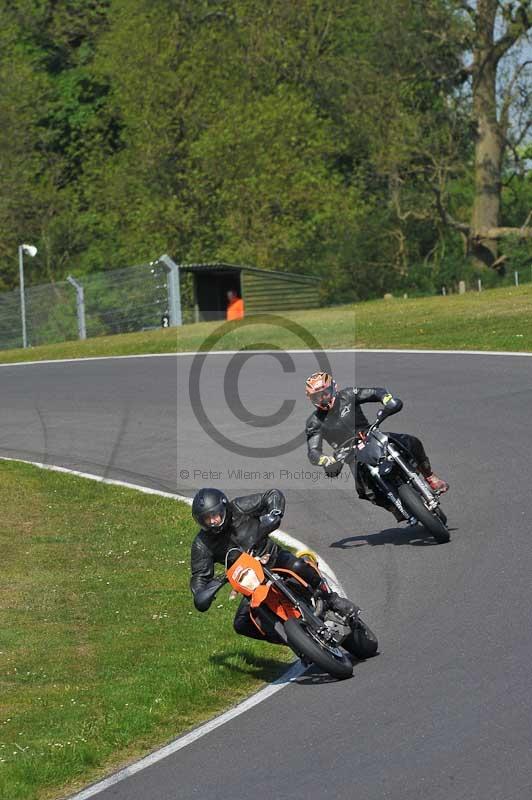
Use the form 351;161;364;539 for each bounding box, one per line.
0;461;291;800
0;285;530;364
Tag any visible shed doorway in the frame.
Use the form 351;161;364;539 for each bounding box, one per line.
193;270;241;322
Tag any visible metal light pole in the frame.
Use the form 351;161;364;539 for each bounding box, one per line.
18;243;37;348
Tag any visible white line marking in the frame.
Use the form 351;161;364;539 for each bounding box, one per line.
0;346;531;368
5;343;525;792
66;660;306;800
0;457;182;499
0;353;178;368
0;456;342;800
0;457;341;592
170;348;532;357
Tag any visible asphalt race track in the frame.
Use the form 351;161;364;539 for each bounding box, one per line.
2;350;532;800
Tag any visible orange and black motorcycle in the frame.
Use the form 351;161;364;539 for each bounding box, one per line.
216;547;378;680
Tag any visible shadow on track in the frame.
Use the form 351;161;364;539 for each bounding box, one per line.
210;652;356;686
210;650;290;682
330;524;456;548
294;669;347;686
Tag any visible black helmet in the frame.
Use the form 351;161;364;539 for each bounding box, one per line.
192;488;229;531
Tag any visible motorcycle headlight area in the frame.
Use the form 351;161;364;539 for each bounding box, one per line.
234;566;261;591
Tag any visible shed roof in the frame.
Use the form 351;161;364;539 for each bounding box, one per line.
176;261;320;284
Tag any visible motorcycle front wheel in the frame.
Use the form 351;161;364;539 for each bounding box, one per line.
284;617;353;679
343;618;379;660
398;483;450;544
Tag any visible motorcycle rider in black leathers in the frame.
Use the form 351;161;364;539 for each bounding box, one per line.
305;372;449;521
190;487;357;643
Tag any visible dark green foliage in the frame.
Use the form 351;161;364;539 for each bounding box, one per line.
0;0;529;301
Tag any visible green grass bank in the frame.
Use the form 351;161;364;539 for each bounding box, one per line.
0;461;290;800
0;285;530;365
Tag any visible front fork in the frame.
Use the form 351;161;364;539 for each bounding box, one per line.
262;567;331;638
367;465;410;519
388;444;438;508
387;445;439;510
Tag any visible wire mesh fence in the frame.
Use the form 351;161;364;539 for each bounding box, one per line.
25;281;77;347
83;262;169;337
0;261;170;352
438;265;532;296
0;257;530;351
475;265;532;292
0;288;24;350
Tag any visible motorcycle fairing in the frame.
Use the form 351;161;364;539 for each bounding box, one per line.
250;583;270;608
227;552;265;597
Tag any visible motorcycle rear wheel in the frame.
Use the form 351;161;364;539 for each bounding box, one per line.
284;618;353;679
398;483;450;544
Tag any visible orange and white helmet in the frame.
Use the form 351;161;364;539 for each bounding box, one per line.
305;371;337;410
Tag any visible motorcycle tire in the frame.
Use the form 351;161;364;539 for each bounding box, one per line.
398;483;450;544
435;506;447;525
284;617;353;679
343;618;379;660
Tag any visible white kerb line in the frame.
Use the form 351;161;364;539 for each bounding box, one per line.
0;456;343;800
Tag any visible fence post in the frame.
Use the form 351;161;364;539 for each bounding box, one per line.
158;254;182;326
458;280;466;294
66;276;87;340
478;279;482;292
515;270;519;287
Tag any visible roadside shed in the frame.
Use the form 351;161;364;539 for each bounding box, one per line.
179;262;321;322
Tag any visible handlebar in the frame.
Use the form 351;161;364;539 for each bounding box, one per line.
224;545;268;571
333;417;383;462
224;548;241;571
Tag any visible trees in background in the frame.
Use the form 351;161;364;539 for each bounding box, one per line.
0;0;113;286
434;0;532;270
0;0;530;301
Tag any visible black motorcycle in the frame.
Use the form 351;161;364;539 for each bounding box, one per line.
333;417;450;544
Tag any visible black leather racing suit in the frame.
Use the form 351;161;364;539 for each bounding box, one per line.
189;490;322;643
305;387;432;511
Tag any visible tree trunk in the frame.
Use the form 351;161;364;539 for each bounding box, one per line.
470;0;504;269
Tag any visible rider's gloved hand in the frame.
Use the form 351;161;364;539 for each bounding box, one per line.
259;508;282;535
377;395;403;422
319;454;343;477
326;461;344;478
